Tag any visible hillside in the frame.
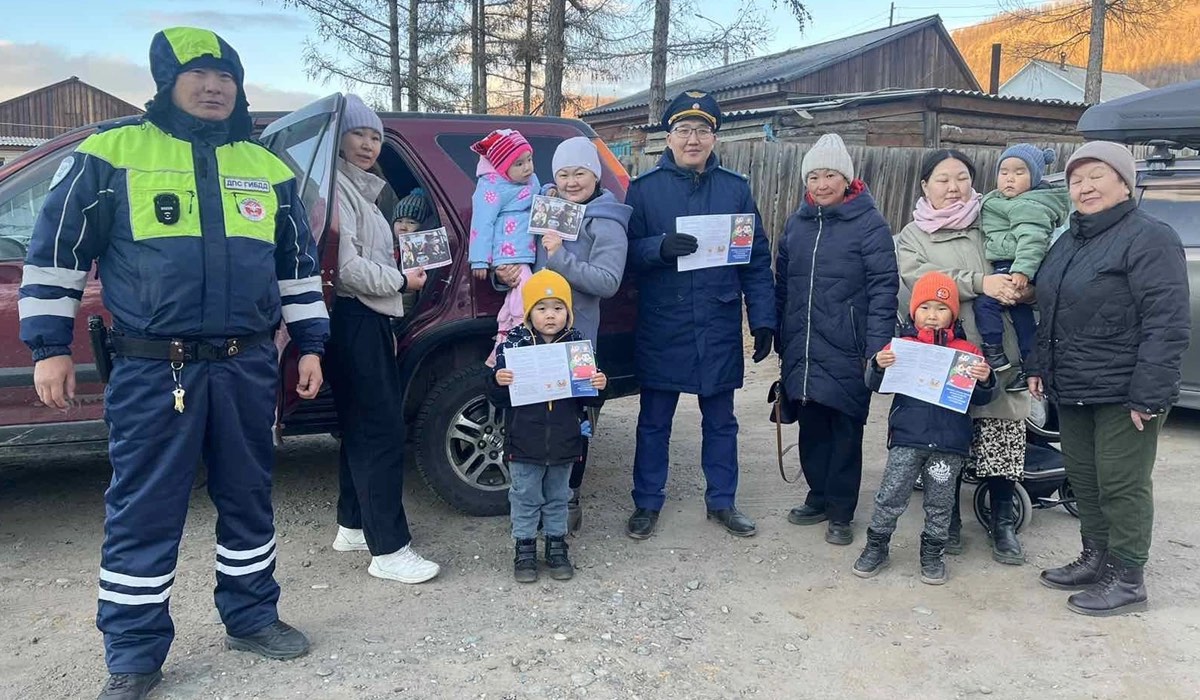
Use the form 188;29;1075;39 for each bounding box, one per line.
952;2;1200;89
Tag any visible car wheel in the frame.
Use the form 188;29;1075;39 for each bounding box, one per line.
412;363;510;517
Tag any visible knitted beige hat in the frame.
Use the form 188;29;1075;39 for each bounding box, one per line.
801;133;854;181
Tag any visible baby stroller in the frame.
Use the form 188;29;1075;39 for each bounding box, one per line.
915;399;1079;532
964;398;1079;532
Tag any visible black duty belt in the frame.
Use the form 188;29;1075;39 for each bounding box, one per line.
111;332;274;362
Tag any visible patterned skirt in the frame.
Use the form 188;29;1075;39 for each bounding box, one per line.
969;417;1025;481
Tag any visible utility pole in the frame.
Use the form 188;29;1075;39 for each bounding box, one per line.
889;2;894;27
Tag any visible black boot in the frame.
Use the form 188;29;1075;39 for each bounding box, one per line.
989;484;1025;565
567;488;582;534
513;538;539;583
981;343;1011;372
852;528;891;578
226;620;310;660
626;508;659;540
787;503;827;526
545;535;574;580
1040;537;1108;590
97;671;162;700
1067;556;1148;617
919;533;948;585
1005;367;1029;393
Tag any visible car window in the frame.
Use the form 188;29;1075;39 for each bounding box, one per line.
436;134;569;183
1139;187;1200;247
0;143;79;261
260;98;342;243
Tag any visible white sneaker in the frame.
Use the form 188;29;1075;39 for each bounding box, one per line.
367;545;440;584
331;526;369;552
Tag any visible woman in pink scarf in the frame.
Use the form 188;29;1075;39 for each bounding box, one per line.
894;149;1031;567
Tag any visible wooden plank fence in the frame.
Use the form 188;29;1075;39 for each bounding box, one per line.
618;141;1134;248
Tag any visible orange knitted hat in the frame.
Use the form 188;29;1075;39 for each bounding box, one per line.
909;271;959;320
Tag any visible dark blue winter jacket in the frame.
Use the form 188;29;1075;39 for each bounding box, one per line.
626;150;776;396
866;323;995;456
775;181;898;423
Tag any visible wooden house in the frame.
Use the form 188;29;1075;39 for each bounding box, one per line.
581;16;981;148
0;77;142;141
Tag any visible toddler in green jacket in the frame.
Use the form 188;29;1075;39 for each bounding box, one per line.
977;144;1070;392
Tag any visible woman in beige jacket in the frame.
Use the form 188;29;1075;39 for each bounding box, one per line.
895;149;1030;565
325;95;439;584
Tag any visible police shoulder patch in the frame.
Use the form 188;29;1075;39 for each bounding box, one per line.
49;156;76;190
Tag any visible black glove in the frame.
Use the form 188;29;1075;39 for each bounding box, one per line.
751;328;774;363
659;233;699;261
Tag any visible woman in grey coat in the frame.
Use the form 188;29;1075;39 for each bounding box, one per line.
496;137;630;532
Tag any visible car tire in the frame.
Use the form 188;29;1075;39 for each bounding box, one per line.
412;363;511;517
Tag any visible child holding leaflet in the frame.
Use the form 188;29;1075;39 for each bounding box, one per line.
854;272;995;585
487;270;606;583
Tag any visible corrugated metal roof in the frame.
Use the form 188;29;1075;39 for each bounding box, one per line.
583;16;947;117
631;88;1088;131
1006;60;1150;102
0;136;48;148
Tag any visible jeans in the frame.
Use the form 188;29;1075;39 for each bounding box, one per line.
975;260;1036;358
509;461;573;539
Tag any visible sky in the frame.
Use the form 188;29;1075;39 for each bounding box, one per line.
0;0;1036;112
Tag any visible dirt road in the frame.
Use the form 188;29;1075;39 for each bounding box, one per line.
2;361;1199;699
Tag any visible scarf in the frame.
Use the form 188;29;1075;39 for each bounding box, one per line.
912;189;983;234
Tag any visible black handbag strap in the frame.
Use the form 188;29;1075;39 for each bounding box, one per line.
773;377;802;484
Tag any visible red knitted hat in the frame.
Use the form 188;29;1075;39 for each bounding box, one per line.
909;271;960;320
470;129;532;178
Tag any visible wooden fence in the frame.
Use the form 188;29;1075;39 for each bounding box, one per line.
619;141;1106;244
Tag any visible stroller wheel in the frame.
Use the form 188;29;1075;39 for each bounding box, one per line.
973;481;1033;534
1059;480;1080;518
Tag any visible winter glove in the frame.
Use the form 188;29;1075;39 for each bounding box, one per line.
751;328;774;363
659;233;699;261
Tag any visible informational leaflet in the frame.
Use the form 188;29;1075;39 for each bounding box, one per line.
877;338;984;414
505;339;599;407
529;195;585;241
397;227;452;272
675;213;756;272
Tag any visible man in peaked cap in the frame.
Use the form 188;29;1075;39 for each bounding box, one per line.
18;27;329;699
622;89;776;540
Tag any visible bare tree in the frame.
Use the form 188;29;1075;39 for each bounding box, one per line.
1000;0;1184;104
544;0;567;115
648;0;672;123
281;0;466;111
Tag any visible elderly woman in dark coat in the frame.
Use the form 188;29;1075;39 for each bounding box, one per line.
776;134;899;546
1029;141;1190;616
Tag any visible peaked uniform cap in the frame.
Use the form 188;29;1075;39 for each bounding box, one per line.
662;90;722;132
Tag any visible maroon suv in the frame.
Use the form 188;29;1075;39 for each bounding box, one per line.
0;94;636;516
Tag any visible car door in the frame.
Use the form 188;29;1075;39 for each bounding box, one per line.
258;93;344;424
1138;175;1200;406
0;138;109;445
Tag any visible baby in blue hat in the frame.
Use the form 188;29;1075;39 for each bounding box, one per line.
977;144;1071;391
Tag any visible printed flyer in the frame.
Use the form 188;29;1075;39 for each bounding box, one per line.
529;195;585;241
877;338;984;414
397;227;452;272
675;213;755;272
506;339;599;407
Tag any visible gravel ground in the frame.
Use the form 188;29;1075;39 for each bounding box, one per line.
2;358;1199;700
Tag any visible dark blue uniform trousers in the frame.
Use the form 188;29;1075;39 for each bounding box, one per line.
632;388;739;511
98;343;281;674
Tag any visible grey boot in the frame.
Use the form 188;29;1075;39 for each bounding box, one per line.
852;528;891;578
919;533;948;585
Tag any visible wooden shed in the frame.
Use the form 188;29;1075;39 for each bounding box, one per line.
0;77;143;141
581;15;981;147
636;88;1088;153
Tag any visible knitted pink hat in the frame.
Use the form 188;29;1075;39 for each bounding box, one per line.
471;129;532;178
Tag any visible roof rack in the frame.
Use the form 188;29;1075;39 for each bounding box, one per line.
1077;79;1200;148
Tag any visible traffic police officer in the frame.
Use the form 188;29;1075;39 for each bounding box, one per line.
624;90;776;540
18;28;329;699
